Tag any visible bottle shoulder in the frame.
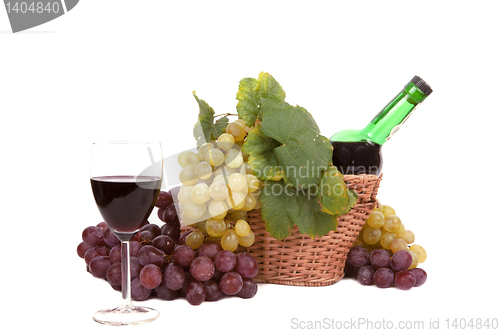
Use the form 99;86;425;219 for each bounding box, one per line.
329;129;369;142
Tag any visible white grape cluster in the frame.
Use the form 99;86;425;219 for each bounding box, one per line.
177;119;262;251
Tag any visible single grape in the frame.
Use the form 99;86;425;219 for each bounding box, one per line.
179;163;199;185
84;246;109;266
225;149;244;168
198;242;222;261
195;161;213;180
214;250;236;272
391;238;408;253
409;268;427;287
380;232;397;249
226;191;245;210
228;173;246;192
205;148;225;167
106;262;122;285
173;245;195;267
109;244;121;263
363;226;382;245
89;256;112;279
237;278;258;299
381;205;396;217
140;264;163;289
226;121;246;141
234;219;251;237
96;221;108;231
235;252;259;278
77;242;92;259
218;133;236;152
191;183;211;204
131;277;152;301
394;270;416;290
185;229;205;250
205;218;227;237
246;174;259;193
178;150;200;167
373;267;394;288
82;226;105;247
152;235;175;255
183;201;207;220
178;186;194;205
240;194;257;211
390;250;413;271
141;224;161;238
346;246;370;268
208;200;228;219
356;265;375;285
185;280;206;306
155;281;179;301
156;191;173;208
161;223;181;242
395;223;406;236
190;256;215;282
238;230;255;247
219;271;243;295
129;241;143;257
409;244;427;263
103;228;120;247
221;229;240;252
162;203;180;225
204;279;223;301
366;211;385;228
130;257;143;279
164;263;186;290
209;181;229;201
369;249;391;269
137;245;165;267
383;215;402;233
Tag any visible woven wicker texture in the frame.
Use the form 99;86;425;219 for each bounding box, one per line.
243;174;382;287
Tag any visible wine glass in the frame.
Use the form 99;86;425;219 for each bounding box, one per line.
90;142;163;326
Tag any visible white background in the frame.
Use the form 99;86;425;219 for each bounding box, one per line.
1;1;499;332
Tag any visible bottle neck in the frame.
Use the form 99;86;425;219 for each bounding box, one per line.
360;82;429;145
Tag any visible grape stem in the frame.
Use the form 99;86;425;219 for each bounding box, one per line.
214;113;238;118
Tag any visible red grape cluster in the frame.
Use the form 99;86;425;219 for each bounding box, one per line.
77;190;258;305
344;246;427;290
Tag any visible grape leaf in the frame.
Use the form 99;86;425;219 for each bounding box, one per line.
260;103;333;189
241;124;281;157
318;166;354;216
236;78;260;127
260;180;300;240
236;72;286;127
247;152;283;181
295;193;338;239
192;92;228;147
260;180;338;240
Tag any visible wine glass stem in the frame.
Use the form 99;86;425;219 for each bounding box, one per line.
121;240;133;309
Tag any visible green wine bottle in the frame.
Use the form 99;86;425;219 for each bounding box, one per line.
330;75;433;175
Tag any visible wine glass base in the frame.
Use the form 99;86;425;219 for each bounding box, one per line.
93;305;159;326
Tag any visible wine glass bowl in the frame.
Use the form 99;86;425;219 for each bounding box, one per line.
90;142;163;326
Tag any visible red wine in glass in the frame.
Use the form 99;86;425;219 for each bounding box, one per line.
91;175;161;240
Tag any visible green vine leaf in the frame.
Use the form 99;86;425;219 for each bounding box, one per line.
236;72;286;127
192;92;228;147
318;166;358;216
260;103;333;189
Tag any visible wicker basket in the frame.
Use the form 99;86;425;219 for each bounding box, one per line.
243;174;382;287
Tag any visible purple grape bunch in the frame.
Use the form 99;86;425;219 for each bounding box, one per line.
77;189;259;305
345;246;427;290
